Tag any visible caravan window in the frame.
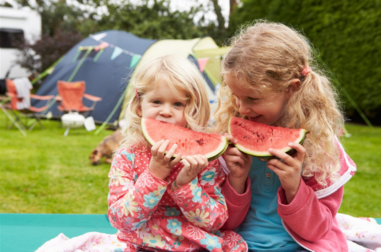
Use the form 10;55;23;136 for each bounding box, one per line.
0;28;24;48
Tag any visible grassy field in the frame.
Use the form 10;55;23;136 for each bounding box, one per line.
0;111;380;217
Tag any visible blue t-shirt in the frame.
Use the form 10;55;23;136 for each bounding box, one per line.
236;157;303;252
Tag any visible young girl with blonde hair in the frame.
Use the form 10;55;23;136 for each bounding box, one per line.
108;55;247;252
215;21;357;251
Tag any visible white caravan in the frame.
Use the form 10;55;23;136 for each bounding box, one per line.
0;6;41;79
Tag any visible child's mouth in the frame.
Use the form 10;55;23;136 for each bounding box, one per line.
248;116;260;121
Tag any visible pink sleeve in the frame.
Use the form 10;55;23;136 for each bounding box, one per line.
108;148;168;232
221;174;252;230
278;180;344;242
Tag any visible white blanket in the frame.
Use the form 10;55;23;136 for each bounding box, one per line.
36;213;381;252
13;77;32;109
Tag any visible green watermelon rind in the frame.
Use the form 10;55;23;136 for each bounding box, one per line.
227;117;308;160
141;118;228;161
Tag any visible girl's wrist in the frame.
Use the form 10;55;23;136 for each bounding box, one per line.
149;167;169;181
228;175;247;194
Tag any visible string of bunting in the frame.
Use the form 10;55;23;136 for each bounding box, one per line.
73;32;212;72
72;32;142;68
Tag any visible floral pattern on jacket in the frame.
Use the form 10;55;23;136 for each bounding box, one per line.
108;146;247;252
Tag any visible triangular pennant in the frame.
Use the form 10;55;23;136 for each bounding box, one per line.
130;55;142;68
197;58;209;72
95;42;109;51
111;47;123;60
91;33;107;41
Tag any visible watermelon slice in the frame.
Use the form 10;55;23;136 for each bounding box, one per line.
142;118;228;161
228;117;308;160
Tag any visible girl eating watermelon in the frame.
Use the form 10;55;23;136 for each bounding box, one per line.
107;55;247;252
213;21;357;252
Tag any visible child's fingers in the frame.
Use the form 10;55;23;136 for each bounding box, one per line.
157;140;170;157
225;147;250;163
151;140;164;156
268;148;297;167
267;158;289;171
164;144;178;162
225;155;246;167
180;157;191;169
288;142;306;162
170;153;182;167
193;155;208;170
183;156;198;170
223;133;238;144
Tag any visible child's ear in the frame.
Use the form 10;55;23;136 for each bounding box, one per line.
288;79;301;93
137;106;142;117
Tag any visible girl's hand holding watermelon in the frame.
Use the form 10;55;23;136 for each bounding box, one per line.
149;139;182;180
224;144;252;194
267;142;306;204
172;155;208;190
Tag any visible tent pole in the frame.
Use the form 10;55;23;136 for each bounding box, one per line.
94;86;127;135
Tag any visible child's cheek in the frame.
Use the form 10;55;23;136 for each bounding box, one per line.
235;98;240;108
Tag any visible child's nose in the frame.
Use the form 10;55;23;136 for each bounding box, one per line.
160;104;172;117
238;101;250;115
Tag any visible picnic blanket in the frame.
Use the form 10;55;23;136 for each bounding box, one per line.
35;213;381;252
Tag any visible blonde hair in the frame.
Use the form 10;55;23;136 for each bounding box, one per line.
121;54;211;149
213;20;345;186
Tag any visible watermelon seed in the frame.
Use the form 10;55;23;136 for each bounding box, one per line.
196;139;204;146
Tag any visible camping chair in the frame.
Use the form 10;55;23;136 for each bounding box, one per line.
55;81;102;117
56;81;101;136
3;78;54;131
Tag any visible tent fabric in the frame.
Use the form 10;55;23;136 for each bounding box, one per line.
118;37;225;122
34;30;230;124
33;30;155;123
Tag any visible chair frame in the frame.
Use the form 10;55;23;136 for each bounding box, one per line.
4;79;54;132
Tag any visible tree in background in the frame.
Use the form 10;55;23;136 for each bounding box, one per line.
4;0;232;76
229;0;381;123
96;0;204;40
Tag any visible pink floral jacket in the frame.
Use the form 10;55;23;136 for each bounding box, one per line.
108;146;247;252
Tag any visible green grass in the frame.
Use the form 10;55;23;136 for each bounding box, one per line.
339;124;381;217
0;112;380;217
0;112;111;214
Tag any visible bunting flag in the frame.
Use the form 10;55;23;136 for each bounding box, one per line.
91;33;107;41
130;54;141;68
111;47;123;60
95;42;109;51
79;46;96;51
197;58;209;72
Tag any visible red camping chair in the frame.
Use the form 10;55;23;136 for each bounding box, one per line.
3;79;54;131
55;81;102;117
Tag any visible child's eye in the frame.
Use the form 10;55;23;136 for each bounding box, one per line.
152;100;161;104
248;97;259;101
174;102;184;107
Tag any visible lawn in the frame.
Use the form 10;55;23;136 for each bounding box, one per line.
0;111;380;217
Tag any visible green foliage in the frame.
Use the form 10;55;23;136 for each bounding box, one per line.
17;29;83;74
229;0;381;117
96;0;204;40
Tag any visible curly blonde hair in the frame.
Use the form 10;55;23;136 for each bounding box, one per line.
213;20;345;186
121;55;211;149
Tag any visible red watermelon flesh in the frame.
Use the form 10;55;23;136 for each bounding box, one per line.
142;118;228;161
228;117;308;159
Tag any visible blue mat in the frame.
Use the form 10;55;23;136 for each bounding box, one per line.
0;213;117;252
0;213;379;252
